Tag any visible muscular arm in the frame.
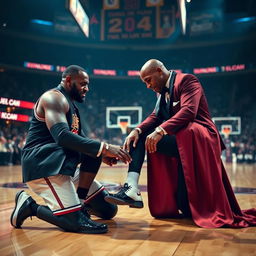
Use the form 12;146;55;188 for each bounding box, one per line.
40;91;101;157
40;90;69;128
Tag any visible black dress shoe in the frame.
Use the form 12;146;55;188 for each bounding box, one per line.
77;210;108;234
104;183;143;208
82;189;118;219
36;205;108;234
10;190;35;228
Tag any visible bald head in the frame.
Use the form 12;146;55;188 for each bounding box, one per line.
140;59;170;93
141;59;162;73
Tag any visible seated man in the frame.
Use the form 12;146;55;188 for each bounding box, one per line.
10;65;131;234
105;59;256;228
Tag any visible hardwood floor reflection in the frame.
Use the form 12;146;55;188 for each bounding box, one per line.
0;163;255;256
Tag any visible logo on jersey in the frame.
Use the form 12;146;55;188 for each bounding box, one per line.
71;114;79;134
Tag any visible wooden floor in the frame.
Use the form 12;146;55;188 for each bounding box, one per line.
0;163;256;256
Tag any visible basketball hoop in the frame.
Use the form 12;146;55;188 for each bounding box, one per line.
212;117;241;136
221;125;232;139
119;121;129;135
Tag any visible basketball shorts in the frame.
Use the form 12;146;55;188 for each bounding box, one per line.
27;170;104;216
27;174;81;216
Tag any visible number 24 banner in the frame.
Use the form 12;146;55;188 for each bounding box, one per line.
103;0;120;10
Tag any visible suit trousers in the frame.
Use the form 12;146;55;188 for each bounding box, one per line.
128;129;191;217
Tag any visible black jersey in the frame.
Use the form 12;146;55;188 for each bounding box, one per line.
22;85;82;182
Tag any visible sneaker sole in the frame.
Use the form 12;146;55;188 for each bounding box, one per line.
10;190;28;228
78;227;108;234
104;196;143;209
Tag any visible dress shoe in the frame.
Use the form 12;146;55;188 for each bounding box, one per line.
104;183;143;208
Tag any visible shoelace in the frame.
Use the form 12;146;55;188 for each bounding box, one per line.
119;183;131;193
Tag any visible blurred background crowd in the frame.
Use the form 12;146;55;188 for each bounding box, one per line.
0;0;256;165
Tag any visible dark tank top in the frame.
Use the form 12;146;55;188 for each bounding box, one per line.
22;85;81;182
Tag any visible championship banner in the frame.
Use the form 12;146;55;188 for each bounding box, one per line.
146;0;163;7
0;112;30;122
100;0;177;41
189;9;223;36
0;97;34;109
103;0;120;10
156;5;175;39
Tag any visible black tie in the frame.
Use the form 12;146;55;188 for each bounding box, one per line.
161;86;169;95
154;71;177;119
160;88;170;120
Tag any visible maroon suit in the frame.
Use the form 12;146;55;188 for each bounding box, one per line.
138;72;256;228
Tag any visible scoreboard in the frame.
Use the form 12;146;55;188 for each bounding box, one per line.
102;10;154;40
89;0;179;41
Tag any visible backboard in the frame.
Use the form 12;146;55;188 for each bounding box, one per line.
106;106;142;131
212;116;241;136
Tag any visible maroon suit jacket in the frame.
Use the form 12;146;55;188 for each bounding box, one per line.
138;72;256;228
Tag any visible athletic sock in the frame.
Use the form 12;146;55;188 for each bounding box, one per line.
30;201;39;216
87;180;102;197
126;172;140;189
77;187;89;200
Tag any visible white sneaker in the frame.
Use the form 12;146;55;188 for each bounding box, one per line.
10;190;35;228
104;183;143;208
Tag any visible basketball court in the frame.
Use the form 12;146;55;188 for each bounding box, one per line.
0;0;256;255
0;162;255;255
0;109;256;255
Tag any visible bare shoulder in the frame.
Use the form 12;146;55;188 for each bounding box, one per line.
40;89;69;113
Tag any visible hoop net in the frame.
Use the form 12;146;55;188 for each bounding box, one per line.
119;121;129;135
221;125;232;139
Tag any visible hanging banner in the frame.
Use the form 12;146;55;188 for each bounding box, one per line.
100;0;177;41
146;0;163;7
189;9;223;36
103;0;120;10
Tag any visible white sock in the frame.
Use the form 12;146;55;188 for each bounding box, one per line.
78;180;103;205
88;180;102;197
126;172;140;189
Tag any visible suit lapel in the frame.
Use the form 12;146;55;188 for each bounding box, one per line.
154;94;161;115
155;71;177;118
168;71;177;115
